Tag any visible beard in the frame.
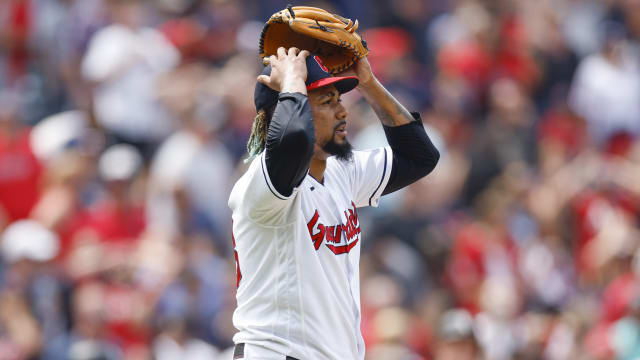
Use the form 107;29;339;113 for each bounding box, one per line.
322;136;353;161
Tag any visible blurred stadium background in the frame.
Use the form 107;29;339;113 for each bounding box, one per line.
0;0;639;359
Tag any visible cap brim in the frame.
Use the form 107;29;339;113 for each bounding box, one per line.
307;76;359;94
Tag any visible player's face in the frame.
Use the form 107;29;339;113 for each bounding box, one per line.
308;85;352;161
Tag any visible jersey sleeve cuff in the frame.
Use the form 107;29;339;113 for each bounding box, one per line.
368;146;393;207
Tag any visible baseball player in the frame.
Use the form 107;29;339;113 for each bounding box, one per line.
228;47;440;359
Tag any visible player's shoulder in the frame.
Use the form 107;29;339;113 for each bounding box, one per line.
325;148;385;180
325;153;356;176
229;155;261;200
237;154;264;184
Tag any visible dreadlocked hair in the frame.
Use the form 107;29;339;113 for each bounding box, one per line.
245;104;275;162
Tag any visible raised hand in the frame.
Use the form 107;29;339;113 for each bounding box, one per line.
258;47;310;94
336;57;375;89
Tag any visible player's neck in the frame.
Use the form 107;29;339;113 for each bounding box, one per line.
309;157;326;184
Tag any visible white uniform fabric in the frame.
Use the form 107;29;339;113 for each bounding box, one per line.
81;24;179;141
228;147;393;359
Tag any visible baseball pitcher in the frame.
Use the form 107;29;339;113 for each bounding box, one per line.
228;8;440;359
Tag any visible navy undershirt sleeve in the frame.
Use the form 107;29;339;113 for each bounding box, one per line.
264;92;315;197
382;112;440;195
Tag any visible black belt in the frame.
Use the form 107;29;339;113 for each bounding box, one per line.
233;343;300;360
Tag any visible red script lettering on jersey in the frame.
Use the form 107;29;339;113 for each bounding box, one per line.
306;202;360;255
231;224;242;288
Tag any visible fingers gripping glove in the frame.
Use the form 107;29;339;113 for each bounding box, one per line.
259;5;369;74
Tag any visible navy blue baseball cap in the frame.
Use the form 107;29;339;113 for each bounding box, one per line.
254;54;359;112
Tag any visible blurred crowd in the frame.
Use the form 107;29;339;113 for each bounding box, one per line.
0;0;639;359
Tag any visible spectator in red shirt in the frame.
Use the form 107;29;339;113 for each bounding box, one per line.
0;91;42;226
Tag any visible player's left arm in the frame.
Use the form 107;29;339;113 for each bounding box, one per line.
344;58;440;194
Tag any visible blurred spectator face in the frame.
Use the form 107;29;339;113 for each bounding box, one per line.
489;77;530;126
435;309;479;360
361;274;405;310
435;339;479;360
603;38;627;64
475;187;510;227
73;283;107;338
155;0;199;15
0;108;15;128
373;307;411;343
391;0;429;22
0;91;20;129
98;144;143;198
109;0;145;28
601;21;627;53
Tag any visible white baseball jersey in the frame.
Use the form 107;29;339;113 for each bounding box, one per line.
228;146;393;359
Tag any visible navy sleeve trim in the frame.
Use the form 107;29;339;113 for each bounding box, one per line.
261;153;288;200
369;147;388;206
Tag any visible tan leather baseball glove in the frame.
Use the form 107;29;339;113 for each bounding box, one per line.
259;6;369;74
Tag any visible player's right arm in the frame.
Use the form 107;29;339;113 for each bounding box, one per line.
341;57;440;196
230;48;313;225
259;48;315;197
